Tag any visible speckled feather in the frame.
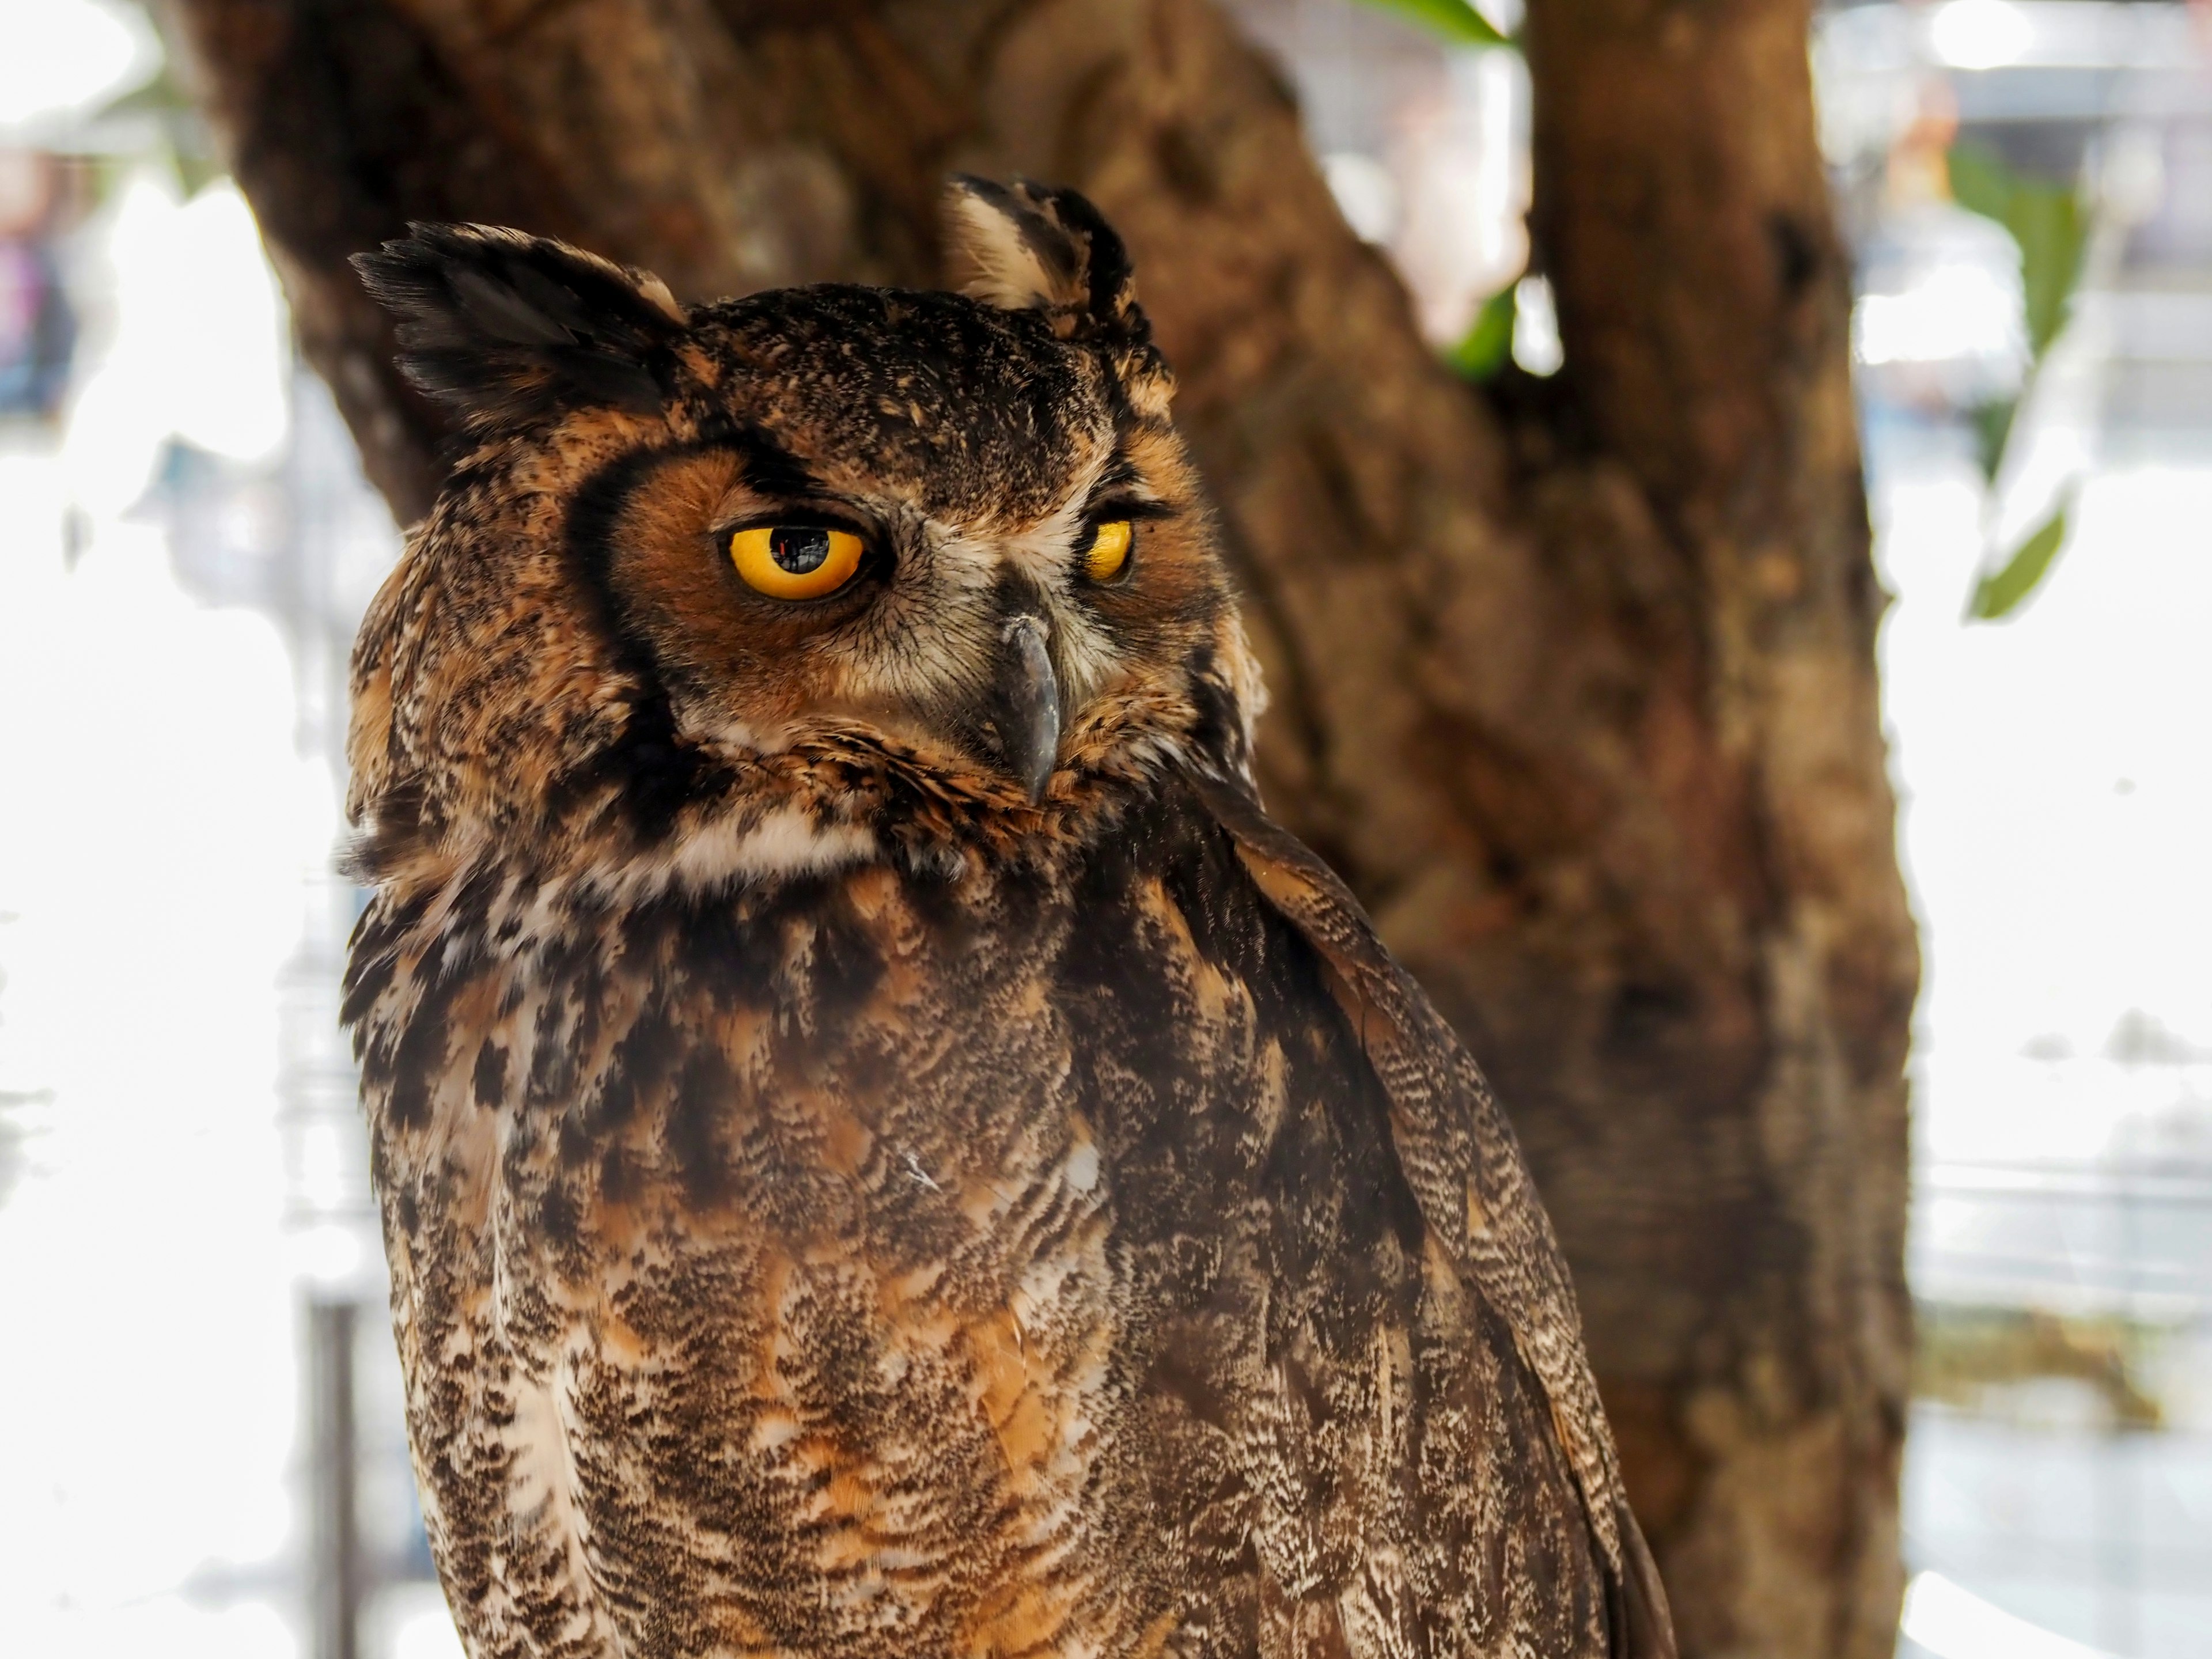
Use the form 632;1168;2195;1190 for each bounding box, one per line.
343;181;1673;1659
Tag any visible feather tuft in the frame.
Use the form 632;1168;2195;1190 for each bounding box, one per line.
352;223;688;430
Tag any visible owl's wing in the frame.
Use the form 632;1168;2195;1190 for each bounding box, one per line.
1188;771;1676;1659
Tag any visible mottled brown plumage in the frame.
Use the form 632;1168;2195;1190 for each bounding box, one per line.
343;179;1674;1659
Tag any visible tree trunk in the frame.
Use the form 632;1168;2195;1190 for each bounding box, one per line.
157;0;1918;1651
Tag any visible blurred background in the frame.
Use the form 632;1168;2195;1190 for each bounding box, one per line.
0;0;2206;1654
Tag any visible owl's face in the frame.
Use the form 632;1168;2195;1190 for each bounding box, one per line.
589;281;1219;802
349;181;1263;881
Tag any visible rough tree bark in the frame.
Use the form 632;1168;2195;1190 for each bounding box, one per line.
157;0;1919;1652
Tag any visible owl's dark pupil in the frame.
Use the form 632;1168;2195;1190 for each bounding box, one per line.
770;527;831;574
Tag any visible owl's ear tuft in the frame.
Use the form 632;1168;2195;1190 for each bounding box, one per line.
943;177;1175;418
353;224;689;430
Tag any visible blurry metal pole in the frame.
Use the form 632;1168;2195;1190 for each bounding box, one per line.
281;362;387;1659
309;1297;365;1659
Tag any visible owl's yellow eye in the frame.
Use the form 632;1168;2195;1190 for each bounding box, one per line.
1083;519;1133;584
729;525;866;600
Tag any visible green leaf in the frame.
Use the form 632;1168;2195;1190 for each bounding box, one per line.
2013;187;2088;359
1968;496;2073;620
1968;399;2017;483
1945;144;2015;225
1352;0;1512;48
1946;143;2089;361
1446;285;1518;380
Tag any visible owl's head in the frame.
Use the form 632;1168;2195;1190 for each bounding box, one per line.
346;179;1264;891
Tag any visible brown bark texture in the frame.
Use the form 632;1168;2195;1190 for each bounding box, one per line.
156;0;1920;1652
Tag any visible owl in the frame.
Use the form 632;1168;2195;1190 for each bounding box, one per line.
342;177;1673;1659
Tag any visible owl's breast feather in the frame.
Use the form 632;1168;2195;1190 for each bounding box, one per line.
356;839;1173;1656
351;776;1653;1658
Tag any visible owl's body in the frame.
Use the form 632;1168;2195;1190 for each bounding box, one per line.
344;183;1671;1659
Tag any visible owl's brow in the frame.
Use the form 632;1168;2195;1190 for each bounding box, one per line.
691;416;827;503
1080;450;1166;517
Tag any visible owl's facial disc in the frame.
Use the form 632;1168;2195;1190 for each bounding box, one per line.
543;268;1239;813
589;429;1221;806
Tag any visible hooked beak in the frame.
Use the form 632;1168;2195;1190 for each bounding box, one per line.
987;613;1061;802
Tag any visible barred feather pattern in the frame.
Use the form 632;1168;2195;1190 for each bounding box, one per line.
348;767;1622;1659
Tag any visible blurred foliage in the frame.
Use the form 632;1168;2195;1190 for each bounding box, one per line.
90;59;225;201
1352;0;1510;47
1915;1302;2168;1429
1446;283;1517;380
1949;143;2088;359
1969;494;2073;621
1344;0;1524;374
1948;142;2094;621
1965;395;2017;486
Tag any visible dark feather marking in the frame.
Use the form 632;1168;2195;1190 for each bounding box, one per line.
525;984;582;1111
340;946;399;1031
802;887;887;1033
355;1023;396;1084
472;1039;507;1109
599;1143;638;1207
593;997;679;1132
451;859;503;929
340;885;438;1027
662;880;824;1025
387;964;464;1130
497;872;541;948
668;1046;738;1207
558;443;740;843
539;1180;581;1248
1183;645;1249;778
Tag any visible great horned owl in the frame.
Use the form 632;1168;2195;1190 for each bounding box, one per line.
343;177;1673;1659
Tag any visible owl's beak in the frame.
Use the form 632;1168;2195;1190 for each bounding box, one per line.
988;613;1061;802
